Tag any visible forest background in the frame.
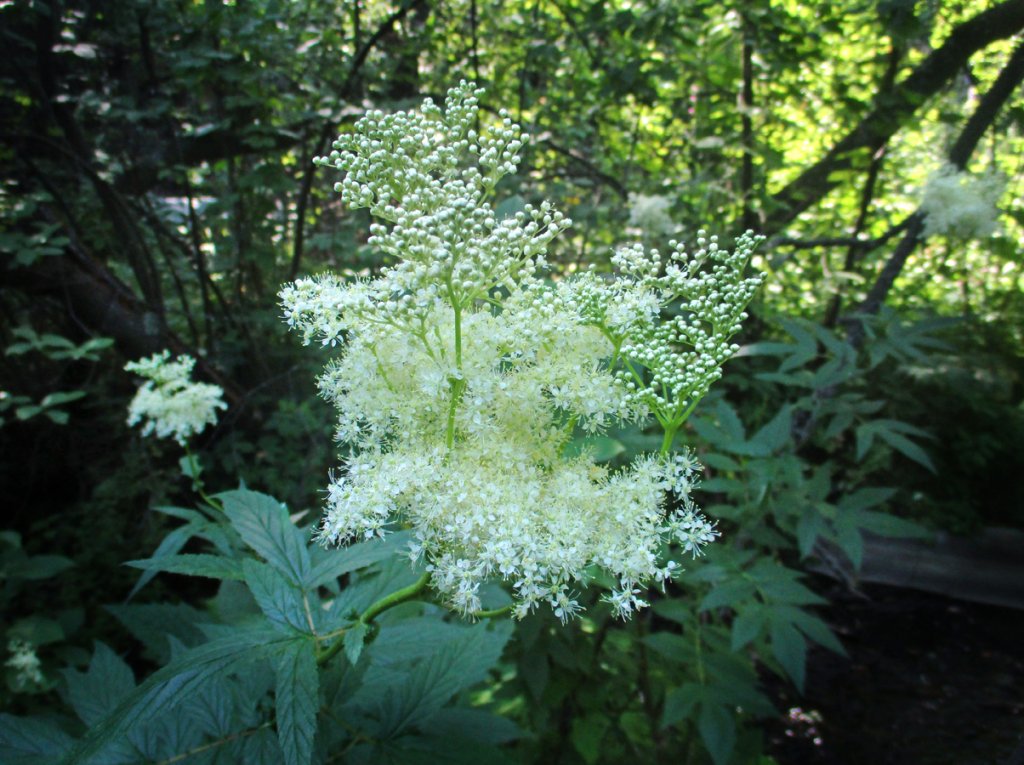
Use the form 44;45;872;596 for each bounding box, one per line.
1;0;1023;764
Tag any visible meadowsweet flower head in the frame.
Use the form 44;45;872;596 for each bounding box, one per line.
125;350;226;446
920;163;1003;239
628;193;675;237
283;83;760;621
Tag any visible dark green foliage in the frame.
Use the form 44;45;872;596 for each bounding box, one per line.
1;489;513;765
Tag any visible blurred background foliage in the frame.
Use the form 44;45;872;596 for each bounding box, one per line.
1;0;1022;763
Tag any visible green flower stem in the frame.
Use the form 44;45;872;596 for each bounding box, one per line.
316;572;432;667
471;603;513;619
361;571;431;623
182;444;222;514
444;301;465;451
659;423;679;456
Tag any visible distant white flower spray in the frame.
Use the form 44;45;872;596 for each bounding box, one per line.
5;639;44;689
125;351;226;446
281;83;763;620
920;163;1003;239
627;193;675;238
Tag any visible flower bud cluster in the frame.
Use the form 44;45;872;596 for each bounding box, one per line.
314;82;568;317
283;85;749;621
124;351;226;446
558;231;764;429
920;163;1003;240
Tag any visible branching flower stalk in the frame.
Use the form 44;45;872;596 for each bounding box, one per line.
125;350;227;509
281;83;763;622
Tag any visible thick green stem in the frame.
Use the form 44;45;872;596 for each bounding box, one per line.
361;571;431;624
453;302;463;368
472;603;514;619
444;303;465;451
316;572;431;667
659;423;679;456
183;445;221;515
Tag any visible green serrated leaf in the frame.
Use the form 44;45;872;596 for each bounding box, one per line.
757;576;825;606
64;643;136;727
58;627;291;765
367;619;466;669
697;703;736;765
835;519;864;570
661;682;703;728
344;622;369;665
128;522;202;599
275;639;319;765
778;606;846;656
495;194;527;220
40;390;86;408
563;436;625;462
854;510;930;539
0;714;75;763
748;405;792;454
305;532;410;589
796;509;824;559
368;622;513;738
106;603;212;664
730;605;767;651
219;489;311;585
7;554;73;580
701;453;741;472
8;616;64;646
770;618;807;692
243;559;314;634
713;400;746;443
700;579;757;611
855;423;874;462
823;411;854;440
426;708;521;745
127;554;245;581
838;487;897;513
570;713;610;764
518;648;549;701
642;631;694;663
876;429;936;472
652;599;697;627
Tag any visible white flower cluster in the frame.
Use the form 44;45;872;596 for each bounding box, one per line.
5;639;44;689
628;193;675;237
920;163;1003;239
124;351;226;446
283;83;759;620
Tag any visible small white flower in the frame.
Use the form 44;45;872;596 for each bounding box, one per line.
125;351;226;446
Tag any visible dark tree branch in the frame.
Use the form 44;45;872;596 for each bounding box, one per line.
822;42;903;328
349;0;429;83
30;10;167;315
288;125;333;282
765;0;1024;235
766;216;911;253
539;137;628;199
